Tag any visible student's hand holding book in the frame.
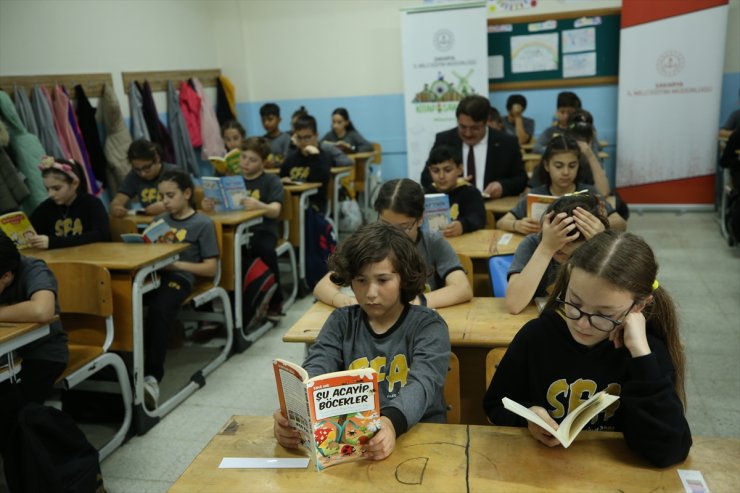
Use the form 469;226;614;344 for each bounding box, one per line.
365;416;396;461
513;216;541;235
273;408;303;449
526;406;562;447
26;233;49;249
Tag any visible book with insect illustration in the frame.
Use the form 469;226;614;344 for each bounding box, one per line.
273;359;381;471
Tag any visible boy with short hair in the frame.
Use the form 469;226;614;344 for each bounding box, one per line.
260;103;291;165
279;114;332;212
488;106;504;131
503;94;535;145
533;91;581;154
0;233;68;451
425;146;486;237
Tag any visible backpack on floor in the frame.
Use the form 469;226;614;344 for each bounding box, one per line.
305;207;336;290
4;403;105;493
242;256;277;331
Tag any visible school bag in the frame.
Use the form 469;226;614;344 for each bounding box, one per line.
4;403;105;493
304;206;336;290
242;256;277;332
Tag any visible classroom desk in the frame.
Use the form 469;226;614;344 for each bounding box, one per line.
522;152;542;173
348;151;377;211
284;183;321;288
0;321;52;383
282;299;538;424
328;166;353;228
170;416;740;493
26;243;192;432
446;229;524;296
485;195;519;216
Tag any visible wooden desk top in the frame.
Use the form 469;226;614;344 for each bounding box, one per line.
170;416;740;493
130;209;265;227
284;182;322;193
0;320;52;346
25;242;188;270
521;152;542;161
485;195;519;215
282;298;537;348
347;151;375;161
330;166;353;175
446;229;523;258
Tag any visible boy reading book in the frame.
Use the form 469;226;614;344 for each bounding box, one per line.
274;222;451;461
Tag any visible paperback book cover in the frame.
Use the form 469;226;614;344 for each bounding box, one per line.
120;219;173;244
202;176;248;212
208;148;241;176
421;193;450;234
0;211;37;250
273;359;381;471
526;194;558;221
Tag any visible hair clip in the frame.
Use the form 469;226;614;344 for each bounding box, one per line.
652;279;660;291
37;156;77;180
565;189;590;197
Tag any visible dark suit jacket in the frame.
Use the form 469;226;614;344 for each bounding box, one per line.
421;127;527;197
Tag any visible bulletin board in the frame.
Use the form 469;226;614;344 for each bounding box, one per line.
487;8;620;91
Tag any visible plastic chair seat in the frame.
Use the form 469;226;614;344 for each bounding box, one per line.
489;255;514;298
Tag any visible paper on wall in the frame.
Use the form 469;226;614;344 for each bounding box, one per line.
510;33;559;73
562;52;596;78
562;27;596;53
488;55;505;79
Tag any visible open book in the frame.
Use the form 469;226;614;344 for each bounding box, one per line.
502;390;620;448
208;148;241;176
120;218;173;244
0;211;37;250
273;359;381;471
526;194;557;221
202;176;248;212
421;193;450;234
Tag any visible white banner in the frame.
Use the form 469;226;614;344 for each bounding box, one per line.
616;5;728;189
401;3;489;181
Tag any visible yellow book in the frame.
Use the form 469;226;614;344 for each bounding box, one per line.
0;211;37;250
208;148;241;176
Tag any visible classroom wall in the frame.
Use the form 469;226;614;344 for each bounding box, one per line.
0;0;736;184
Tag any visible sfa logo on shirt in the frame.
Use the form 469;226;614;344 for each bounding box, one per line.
349;355;409;395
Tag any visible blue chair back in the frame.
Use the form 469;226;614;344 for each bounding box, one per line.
489;255;514;297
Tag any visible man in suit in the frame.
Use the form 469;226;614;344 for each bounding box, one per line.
421;95;527;199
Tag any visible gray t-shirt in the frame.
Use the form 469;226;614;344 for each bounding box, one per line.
417;231;463;292
0;257;68;363
509;183;614;219
118;163;178;207
244;172;284;237
303;304;450;434
153;211;219;286
502;116;535;141
508;233;561;298
265;132;291;162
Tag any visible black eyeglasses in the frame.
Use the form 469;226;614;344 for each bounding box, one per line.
133;161;157;175
555;298;635;333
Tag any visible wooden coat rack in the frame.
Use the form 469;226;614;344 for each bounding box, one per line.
121;69;221;93
0;73;114;98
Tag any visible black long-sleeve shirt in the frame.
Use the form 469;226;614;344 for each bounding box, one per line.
30;193;111;249
426;182;487;234
484;309;692;467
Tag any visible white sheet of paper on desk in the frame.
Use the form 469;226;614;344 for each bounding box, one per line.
677;469;710;493
498;233;513;245
219;457;310;469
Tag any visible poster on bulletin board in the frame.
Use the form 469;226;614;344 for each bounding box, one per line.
487;8;620;90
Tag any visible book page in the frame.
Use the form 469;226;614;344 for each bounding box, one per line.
502;397;558;437
560;392;619;447
278;367;312;438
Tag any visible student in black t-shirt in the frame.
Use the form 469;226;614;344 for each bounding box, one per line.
280;115;331;212
0;233;68;453
29;156;110;249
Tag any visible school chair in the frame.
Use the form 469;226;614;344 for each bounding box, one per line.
443;352;461;424
109;217;138;242
489;255;514;297
47;262;132;461
456;253;474;291
485;211;497;229
276;189;298;310
485;348;507;389
0;355;22;384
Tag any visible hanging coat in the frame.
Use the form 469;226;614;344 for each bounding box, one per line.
74;85;108;188
191;77;224;159
167;81;199;176
30;85;65;158
0;91;48;212
13;86;39;136
0;118;30;212
179;81;202;147
215;76;236;125
140;81;175;163
128;81;150;141
99;83;131;195
50;86;87;173
63;87;100;195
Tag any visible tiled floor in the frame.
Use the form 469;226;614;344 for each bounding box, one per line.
2;212;738;493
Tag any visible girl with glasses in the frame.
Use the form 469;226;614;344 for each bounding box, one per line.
484;230;691;467
313;178;472;309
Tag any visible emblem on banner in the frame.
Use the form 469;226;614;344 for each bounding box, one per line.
433;29;455;52
656;50;685;77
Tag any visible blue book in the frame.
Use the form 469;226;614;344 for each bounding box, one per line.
202;176;248;212
421;193;450;234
